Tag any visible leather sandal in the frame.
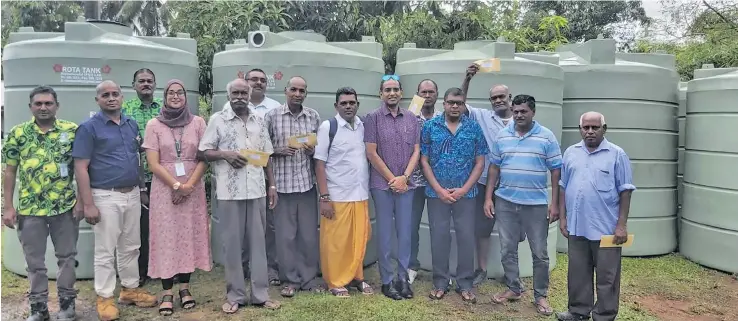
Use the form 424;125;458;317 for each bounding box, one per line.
179;289;196;309
159;295;174;316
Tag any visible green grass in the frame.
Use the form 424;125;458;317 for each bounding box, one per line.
3;253;736;321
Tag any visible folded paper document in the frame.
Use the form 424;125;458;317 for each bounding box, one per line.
288;133;317;149
407;95;426;116
240;149;271;167
600;234;634;248
475;58;501;72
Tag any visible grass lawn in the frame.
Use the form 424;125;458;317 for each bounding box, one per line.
2;252;737;321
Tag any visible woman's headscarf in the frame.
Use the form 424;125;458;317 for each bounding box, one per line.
156;79;193;128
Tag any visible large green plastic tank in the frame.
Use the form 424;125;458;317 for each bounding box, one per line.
681;68;738;274
394;37;563;279
210;26;384;267
211;25;384;114
2;19;199;279
555;38;680;256
677;81;687;235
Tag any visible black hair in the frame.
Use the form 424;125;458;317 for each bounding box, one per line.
443;87;465;101
29;86;58;104
512;94;536;112
335;87;358;103
417;79;438;92
246;68;267;78
133;68;156;82
379;78;402;91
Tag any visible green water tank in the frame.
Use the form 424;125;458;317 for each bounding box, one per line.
211;25;384;114
2;19;199;279
677;81;687;235
681;67;738;274
209;26;384;267
555;38;680;256
395;37;564;279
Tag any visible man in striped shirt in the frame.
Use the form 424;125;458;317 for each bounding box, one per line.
483;94;562;316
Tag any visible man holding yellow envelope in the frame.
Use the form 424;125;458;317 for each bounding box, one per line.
557;111;636;321
264;76;324;297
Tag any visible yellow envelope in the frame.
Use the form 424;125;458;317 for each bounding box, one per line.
600;234;635;248
287;133;317;149
407;95;426;116
239;149;271;168
474;58;501;72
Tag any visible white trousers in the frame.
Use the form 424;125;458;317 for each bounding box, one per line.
92;187;141;298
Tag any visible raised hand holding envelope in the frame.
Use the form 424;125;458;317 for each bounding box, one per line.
474;58;501;73
407;95;426;116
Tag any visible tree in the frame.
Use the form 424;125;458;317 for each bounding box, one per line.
633;0;738;80
523;0;651;48
100;0;171;36
1;1;83;49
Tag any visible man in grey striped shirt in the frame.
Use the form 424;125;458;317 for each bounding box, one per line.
264;76;323;297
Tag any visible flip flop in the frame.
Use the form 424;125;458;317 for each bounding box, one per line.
281;286;296;297
221;301;239;314
329;287;350;297
535;299;554;316
458;290;477;304
428;288;447;300
491;290;522;304
351;280;374;295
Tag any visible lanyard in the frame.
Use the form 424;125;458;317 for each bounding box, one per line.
170;127;184;160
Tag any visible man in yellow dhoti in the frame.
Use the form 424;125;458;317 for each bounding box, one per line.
314;87;373;297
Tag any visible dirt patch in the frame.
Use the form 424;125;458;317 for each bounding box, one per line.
636;295;737;321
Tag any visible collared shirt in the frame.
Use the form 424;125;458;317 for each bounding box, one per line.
223;96;282;118
410;110;443;187
466;104;512;185
198;105;274;200
2;119;78;216
72;112;141;189
559;139;637;240
421;114;489;199
122;97;162;183
363;103;420;190
490;120;563;205
314;115;369;202
264;104;321;194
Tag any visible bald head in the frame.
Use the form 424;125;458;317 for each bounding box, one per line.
96;80;121;95
95;80;123;112
489;84;509;96
579;111;606;126
489;84;512;117
285;76;307;108
579;111;607;148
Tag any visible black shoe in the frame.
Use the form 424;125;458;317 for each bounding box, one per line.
57;297;76;321
556;311;590;321
472;269;487;286
26;302;50;321
395;280;414;299
381;282;403;300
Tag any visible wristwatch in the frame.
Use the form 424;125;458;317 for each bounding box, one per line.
319;194;331;202
269;186;277;190
173;182;181;190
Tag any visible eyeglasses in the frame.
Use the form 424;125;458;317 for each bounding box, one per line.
382;74;400;81
167;91;185;97
445;100;464;106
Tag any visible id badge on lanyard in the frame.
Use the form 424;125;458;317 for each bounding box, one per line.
172;127;186;177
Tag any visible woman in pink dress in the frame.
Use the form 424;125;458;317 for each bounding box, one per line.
142;79;211;316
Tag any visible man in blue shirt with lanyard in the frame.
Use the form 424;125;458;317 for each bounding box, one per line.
73;80;157;321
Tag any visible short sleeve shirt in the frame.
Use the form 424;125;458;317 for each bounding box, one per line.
363;104;420;190
122;97;162;183
198;106;274;200
2;119;78;216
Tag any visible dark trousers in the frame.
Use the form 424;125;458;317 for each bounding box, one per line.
139;182;151;281
567;235;623;321
409;187;426;271
275;187;321;290
427;197;476;291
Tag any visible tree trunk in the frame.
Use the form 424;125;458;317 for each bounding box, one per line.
84;0;100;20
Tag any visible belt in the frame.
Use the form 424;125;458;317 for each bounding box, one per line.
109;186;137;193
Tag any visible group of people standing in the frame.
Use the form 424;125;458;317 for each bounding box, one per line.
2;61;634;321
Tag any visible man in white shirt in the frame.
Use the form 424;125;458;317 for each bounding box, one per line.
226;68;282;285
314;87;373;297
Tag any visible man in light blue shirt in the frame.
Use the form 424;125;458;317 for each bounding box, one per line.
461;63;515;286
483;94;561;316
556;112;635;321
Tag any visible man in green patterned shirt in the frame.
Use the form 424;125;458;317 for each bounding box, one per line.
2;86;84;321
121;68;162;285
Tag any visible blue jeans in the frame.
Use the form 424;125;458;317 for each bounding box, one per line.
371;188;414;285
